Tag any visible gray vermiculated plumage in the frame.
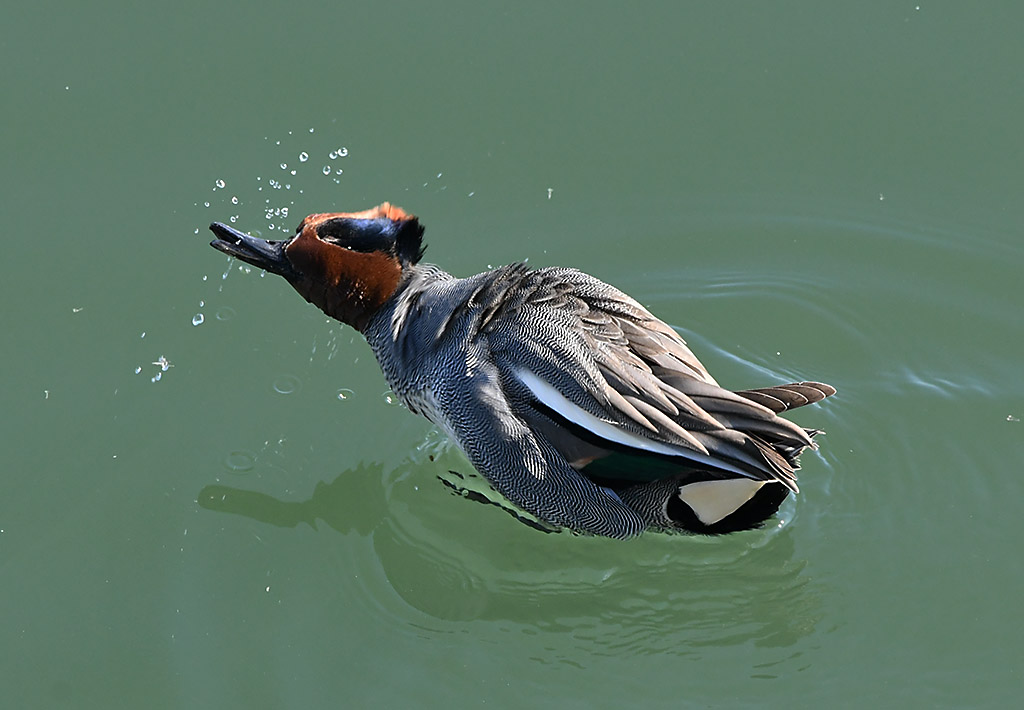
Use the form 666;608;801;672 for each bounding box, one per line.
363;261;830;538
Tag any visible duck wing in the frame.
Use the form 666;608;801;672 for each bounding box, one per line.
480;266;831;491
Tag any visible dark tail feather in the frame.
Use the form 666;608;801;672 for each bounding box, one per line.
735;381;836;414
771;428;825;467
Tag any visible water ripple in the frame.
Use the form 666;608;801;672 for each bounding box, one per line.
196;448;825;658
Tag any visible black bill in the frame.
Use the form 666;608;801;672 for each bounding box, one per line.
209;223;293;277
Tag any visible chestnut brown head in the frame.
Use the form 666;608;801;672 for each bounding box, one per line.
210;202;425;331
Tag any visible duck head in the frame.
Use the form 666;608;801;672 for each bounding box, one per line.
209;203;425;331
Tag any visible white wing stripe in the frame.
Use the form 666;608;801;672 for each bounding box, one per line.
515;368;755;480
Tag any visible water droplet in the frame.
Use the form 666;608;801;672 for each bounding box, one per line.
280;163;287;170
309;127;315;133
215;306;236;321
134;366;142;375
298;151;308;162
382;390;398;406
337;147;348;157
214;178;226;189
231;196;239;205
289;170;296;176
225;450;255;473
322;165;331;175
192;313;204;326
328;151;338;160
151;371;162;383
272;374;301;395
140;332;146;338
194;228;200;234
335;169;343;175
203;201;210;208
336;388;354;401
199;300;205;307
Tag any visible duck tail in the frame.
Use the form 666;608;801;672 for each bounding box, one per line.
734;381;836;414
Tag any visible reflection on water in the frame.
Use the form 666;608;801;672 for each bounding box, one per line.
198;446;823;657
198;462;384;537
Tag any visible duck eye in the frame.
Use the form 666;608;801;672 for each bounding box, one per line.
317;218;394;254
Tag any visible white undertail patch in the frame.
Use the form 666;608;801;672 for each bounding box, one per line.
676;478;766;525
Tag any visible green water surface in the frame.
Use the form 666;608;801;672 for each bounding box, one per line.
3;2;1022;708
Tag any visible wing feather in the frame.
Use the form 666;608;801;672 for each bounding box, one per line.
477;266;833;492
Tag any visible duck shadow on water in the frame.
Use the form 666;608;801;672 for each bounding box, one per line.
197;454;824;657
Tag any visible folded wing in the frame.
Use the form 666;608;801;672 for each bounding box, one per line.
481;266;833;493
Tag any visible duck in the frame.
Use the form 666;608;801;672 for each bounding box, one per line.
209;203;835;538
